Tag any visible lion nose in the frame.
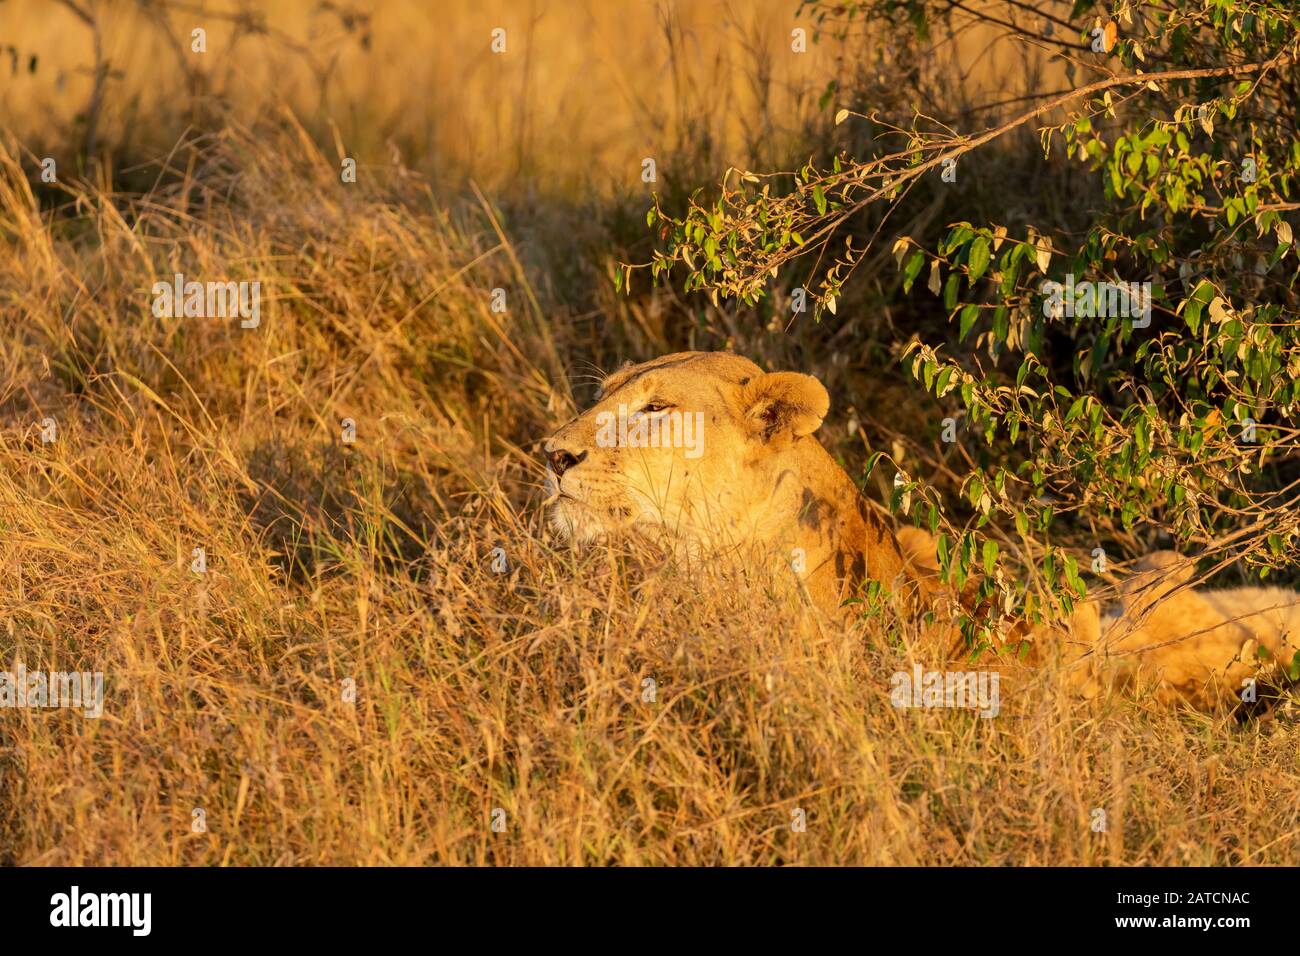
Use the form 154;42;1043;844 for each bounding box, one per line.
546;446;586;478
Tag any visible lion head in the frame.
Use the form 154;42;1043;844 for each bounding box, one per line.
541;351;913;611
543;351;825;541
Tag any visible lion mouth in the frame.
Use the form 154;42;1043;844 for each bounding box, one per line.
542;482;583;508
549;491;592;515
544;467;595;509
547;486;632;543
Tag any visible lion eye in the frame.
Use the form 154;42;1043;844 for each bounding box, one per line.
638;401;671;414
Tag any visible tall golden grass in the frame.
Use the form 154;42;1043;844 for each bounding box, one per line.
1;0;848;194
2;119;1297;865
0;0;1295;865
0;0;1060;194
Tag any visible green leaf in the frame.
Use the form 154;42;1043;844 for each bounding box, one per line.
944;273;960;311
982;539;999;575
902;250;925;293
861;451;885;481
968;238;991;283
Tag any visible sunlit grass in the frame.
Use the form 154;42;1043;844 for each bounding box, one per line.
1;118;1296;865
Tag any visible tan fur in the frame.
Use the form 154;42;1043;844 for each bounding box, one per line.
543;352;928;613
1076;551;1300;709
543;352;1298;711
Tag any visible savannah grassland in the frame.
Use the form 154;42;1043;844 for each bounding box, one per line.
0;0;1297;865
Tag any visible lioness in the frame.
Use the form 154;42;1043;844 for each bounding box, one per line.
542;351;934;613
1078;550;1300;709
542;350;1298;710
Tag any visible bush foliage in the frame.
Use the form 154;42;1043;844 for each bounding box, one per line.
636;0;1300;634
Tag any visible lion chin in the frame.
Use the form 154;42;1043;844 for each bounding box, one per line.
547;487;638;544
547;497;596;542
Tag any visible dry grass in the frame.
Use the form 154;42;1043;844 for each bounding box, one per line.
1;115;1297;866
0;0;1063;196
1;0;1297;868
0;0;848;195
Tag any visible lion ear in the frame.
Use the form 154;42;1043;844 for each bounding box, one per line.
738;372;830;440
